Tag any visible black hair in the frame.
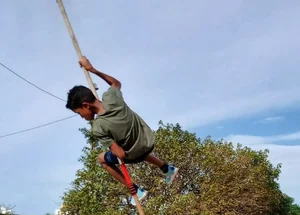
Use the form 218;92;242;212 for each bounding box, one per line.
66;85;96;110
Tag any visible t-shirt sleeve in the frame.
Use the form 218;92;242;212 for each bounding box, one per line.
102;86;124;106
92;122;115;149
96;134;115;149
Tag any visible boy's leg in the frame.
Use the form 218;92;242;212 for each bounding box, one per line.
98;152;127;185
98;152;147;205
144;154;164;167
145;154;179;184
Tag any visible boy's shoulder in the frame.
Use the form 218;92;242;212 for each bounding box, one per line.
102;86;124;102
101;86;126;113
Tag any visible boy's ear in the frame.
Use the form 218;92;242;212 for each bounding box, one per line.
82;102;90;109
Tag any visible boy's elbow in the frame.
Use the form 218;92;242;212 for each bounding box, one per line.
112;81;121;89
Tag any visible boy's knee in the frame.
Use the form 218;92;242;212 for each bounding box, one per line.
98;153;107;167
98;151;118;168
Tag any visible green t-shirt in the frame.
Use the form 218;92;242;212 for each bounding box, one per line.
91;87;155;160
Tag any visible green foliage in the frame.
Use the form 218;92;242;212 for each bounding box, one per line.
0;204;16;215
61;121;299;215
273;195;300;215
61;126;129;215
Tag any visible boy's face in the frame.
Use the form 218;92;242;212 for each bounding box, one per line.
73;106;95;121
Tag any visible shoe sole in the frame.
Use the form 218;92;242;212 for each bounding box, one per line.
139;190;148;202
169;167;179;185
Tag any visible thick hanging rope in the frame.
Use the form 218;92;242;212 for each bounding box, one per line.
56;1;145;214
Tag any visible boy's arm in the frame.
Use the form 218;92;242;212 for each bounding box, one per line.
78;56;121;89
92;124;125;159
110;143;125;159
90;68;121;90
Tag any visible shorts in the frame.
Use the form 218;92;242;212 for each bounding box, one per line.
104;145;154;165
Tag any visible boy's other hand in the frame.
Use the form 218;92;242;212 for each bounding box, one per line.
78;56;94;71
110;143;126;159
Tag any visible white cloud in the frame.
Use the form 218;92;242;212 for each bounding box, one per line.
226;130;300;145
223;132;300;203
121;3;300;129
278;131;300;141
165;88;300;129
257;116;284;124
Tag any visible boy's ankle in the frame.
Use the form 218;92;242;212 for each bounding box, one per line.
133;183;139;192
160;163;169;173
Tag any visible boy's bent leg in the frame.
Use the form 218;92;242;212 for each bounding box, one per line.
98;152;127;186
145;154;179;184
144;154;164;167
98;151;147;205
144;154;169;173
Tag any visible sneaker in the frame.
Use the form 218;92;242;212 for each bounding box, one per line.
130;188;148;206
165;165;179;184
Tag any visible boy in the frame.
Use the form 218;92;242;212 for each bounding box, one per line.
65;56;179;205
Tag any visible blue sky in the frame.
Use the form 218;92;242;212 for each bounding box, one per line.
1;0;300;214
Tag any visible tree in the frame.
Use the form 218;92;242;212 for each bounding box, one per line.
0;204;16;215
273;195;300;215
60;121;299;215
61;124;128;215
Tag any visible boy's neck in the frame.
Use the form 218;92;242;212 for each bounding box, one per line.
94;100;105;114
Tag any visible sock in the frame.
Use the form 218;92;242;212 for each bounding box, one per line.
133;183;139;192
160;163;169;173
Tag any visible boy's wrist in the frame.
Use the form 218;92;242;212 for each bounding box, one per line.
89;67;97;73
